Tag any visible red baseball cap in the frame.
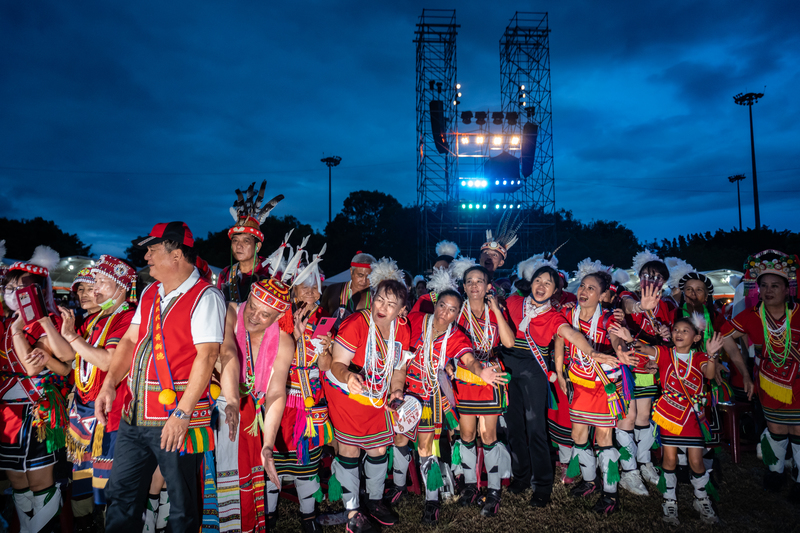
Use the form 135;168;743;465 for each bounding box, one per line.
132;221;195;249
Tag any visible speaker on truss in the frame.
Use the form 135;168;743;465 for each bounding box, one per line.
429;100;449;154
521;121;539;178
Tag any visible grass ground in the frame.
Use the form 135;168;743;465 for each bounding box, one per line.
273;449;800;533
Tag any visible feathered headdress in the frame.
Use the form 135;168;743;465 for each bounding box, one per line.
412;274;426;287
573;257;610;284
426;266;458;295
609;268;631;292
262;229;294;278
741;249;799;308
665;258;695;290
228;180;284;242
688;311;707;334
631;249;663;276
449;255;478;282
281;235;310;283
481;211;523;259
516;252;559;282
435;240;460;261
292;244;327;294
368;257;405;289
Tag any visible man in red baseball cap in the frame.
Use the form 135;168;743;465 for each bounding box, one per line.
99;221;226;533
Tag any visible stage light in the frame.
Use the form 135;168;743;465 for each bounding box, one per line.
468;180;474;187
522;93;526;99
506;112;519;126
461;136;469;145
456;83;461;89
503;204;507;208
493;136;502;145
511;136;520;144
482;204;487;209
469;203;474;209
475;112;487;126
495;204;500;209
462;203;466;209
495;180;499;185
492;112;504;125
520;85;525;90
521;101;527;106
461;111;473;124
453;100;458;106
476;136;485;144
457;92;462;97
517;204;521;208
461;180;466;186
503;180;507;185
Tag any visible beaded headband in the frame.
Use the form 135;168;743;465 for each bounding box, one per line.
250;278;292;313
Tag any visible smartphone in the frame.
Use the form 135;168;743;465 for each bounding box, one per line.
311;317;336;339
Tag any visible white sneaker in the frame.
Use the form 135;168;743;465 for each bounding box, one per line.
693;496;719;524
640;462;660;485
619;470;649;496
662;499;680;525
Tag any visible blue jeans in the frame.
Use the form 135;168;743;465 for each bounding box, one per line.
105;420;201;533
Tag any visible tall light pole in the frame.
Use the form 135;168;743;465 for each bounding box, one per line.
733;92;764;229
321;156;342;225
728;174;746;231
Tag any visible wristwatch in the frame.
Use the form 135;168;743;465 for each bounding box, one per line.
172;408;190;420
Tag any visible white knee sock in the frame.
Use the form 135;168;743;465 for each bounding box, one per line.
392;445;413;488
294;475;320;515
762;431;789;473
598;447;621;493
420;455;442;502
12;489;33;533
615;429;638;472
690;471;710;499
364;453;388;501
460;440;478;485
265;476;282;514
660;469;677;501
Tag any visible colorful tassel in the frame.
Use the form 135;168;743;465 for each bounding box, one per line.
387;445;394;472
620;366;634;402
761;433;779;466
422;405;432;420
565;454;581;479
656;468;667;494
604;382;617;394
606;459;621;486
452;440;461;466
444;409;459;429
92;423;105;458
705;480;719;502
618;445;632;462
426;460;444;491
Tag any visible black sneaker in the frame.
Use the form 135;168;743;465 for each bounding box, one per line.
454;474;465;495
570;480;599;498
345;511;376;533
385;485;407;505
764;471;786;492
421;500;441;526
480;488;502;517
366;499;398;526
300;512;322;533
592;491;620;515
267;513;278;530
460;484;480;507
529;492;551;508
508;478;530;495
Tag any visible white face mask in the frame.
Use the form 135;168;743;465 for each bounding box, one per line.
4;291;20;312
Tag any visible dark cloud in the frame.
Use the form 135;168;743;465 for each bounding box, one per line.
0;0;797;262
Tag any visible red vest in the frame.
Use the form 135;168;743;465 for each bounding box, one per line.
123;278;214;428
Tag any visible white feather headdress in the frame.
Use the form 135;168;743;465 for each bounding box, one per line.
631;249;663;275
611;268;631;286
30;245;60;274
449;256;477;282
426;266;458;295
412;274;426;287
516;253;559;282
292;243;327;294
435;240;460;259
689;311;707;333
262;229;294;277
573;257;609;284
281;235;310;283
665;257;695;290
368;257;405;289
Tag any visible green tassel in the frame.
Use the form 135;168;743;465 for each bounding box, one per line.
327;462;342;501
549;387;558;411
605;459;621;486
705;480;720;502
701;423;712;442
452;441;461;466
432;438;441;458
312;475;324;503
550;440;559;449
618;445;632;462
426;460;444;491
656;468;667;495
445;410;459;429
387;446;394;473
761;434;779;466
604;382;616;394
565;454;581;479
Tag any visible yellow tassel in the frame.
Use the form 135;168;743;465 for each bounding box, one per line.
304;414;317;438
759;373;794;404
422;405;432;420
432;437;441;458
567;370;597;389
246;414;261;437
92;424;105;458
652;411;684;436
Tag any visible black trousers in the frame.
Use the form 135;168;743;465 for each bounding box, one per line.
503;349;553;495
105;420;201;533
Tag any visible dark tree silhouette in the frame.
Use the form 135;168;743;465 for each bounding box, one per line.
0;217;92;260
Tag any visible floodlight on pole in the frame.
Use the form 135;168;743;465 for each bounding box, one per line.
727;174;746;231
733;91;764;228
321;155;342;224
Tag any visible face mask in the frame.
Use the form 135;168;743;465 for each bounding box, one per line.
98;287;122;311
5;292;20;312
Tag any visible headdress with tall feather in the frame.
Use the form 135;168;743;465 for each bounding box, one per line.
291;243;327;294
262;229;294;278
573;257;610;284
227;180;284;242
516;252;559;282
481;211;523;259
665;257;695;290
368;257;406;289
630;249;663;275
281;235;310;283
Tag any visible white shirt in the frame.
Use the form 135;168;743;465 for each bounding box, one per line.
132;267;226;345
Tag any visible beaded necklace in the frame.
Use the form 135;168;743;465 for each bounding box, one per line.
760;303;792;368
363;313;396;406
75;303;130;394
571;304;600;369
460;299;493;359
671;349;694;382
420;314;450;396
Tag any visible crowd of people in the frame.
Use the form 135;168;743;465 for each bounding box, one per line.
1;180;798;533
